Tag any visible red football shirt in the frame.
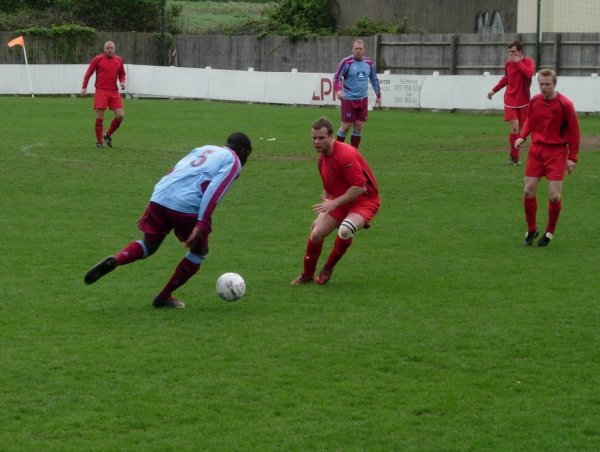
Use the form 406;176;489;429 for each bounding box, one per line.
82;54;126;91
318;141;379;199
491;57;535;108
519;92;580;161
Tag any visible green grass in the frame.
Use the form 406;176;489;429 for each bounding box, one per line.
2;96;600;449
172;1;275;33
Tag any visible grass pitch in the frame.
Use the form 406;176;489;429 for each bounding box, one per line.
2;96;600;449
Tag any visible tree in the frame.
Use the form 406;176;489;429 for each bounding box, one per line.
1;0;181;33
239;0;418;38
262;0;337;38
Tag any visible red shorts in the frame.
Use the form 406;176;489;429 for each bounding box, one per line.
328;195;380;225
504;105;528;123
525;144;569;181
138;202;209;248
341;98;369;123
93;88;123;110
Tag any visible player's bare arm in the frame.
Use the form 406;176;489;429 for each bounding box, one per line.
312;186;366;213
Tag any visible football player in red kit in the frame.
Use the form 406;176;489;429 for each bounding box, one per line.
291;117;380;285
487;40;535;165
81;41;126;148
514;68;580;247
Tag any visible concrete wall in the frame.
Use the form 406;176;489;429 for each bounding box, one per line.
2;64;599;113
334;0;518;33
518;0;600;33
336;0;600;33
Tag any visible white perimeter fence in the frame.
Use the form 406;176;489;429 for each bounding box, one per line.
2;64;600;112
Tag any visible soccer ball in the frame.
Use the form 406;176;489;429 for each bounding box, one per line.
216;272;246;301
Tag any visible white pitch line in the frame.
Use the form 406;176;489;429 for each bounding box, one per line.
19;142;98;165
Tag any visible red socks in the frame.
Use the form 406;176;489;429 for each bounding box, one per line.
95;118;103;143
95;118;122;142
106;118;123;137
524;197;562;234
547;199;562;234
324;236;353;269
350;134;361;148
301;236;353;276
524;196;537;232
157;258;200;300
303;239;323;277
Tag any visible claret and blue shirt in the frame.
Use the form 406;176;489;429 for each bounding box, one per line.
333;55;381;100
151;145;241;230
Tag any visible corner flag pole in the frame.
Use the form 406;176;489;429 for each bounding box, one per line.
7;35;34;98
22;44;34;98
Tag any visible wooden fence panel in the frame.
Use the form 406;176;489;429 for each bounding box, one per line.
2;31;600;76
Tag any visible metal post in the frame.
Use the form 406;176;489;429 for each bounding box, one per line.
160;0;166;66
373;34;381;72
536;0;541;68
450;34;459;75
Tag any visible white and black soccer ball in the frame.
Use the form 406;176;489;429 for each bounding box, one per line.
216;272;246;302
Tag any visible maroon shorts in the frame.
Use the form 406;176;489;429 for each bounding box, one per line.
328;195;380;225
525;144;569;181
138;202;209;246
93;88;123;110
504;105;528;123
341;98;369;123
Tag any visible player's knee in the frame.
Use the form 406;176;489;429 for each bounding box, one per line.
523;186;536;198
309;230;326;242
549;193;561;203
338;219;357;239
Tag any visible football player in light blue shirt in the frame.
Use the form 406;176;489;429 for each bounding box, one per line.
333;39;382;149
84;133;252;309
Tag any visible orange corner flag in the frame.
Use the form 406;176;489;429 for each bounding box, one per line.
8;36;25;48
